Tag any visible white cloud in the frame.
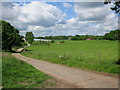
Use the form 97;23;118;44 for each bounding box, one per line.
74;2;112;21
63;3;72;8
20;11;118;37
1;2;118;37
2;1;64;30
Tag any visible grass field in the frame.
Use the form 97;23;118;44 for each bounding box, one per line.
2;53;56;88
22;40;119;74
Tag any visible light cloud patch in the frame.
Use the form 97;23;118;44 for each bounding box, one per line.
74;2;113;21
63;3;72;8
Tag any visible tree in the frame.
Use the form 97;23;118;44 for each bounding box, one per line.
104;29;120;40
104;0;120;13
25;32;34;44
0;21;2;51
0;20;22;51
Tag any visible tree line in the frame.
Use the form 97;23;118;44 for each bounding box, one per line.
35;29;120;41
0;20;119;52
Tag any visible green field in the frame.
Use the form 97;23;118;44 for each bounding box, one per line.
22;40;119;74
2;53;56;88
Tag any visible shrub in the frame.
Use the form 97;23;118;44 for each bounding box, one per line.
59;41;65;44
51;40;55;43
21;42;27;47
115;60;120;65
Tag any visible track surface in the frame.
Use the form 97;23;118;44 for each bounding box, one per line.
12;53;119;88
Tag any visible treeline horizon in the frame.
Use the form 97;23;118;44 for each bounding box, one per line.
1;19;119;52
35;29;120;40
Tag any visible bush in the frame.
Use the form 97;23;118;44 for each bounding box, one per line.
115;60;120;65
59;41;65;44
21;42;27;47
51;40;55;43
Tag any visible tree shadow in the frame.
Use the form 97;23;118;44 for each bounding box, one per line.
12;49;34;53
23;49;34;52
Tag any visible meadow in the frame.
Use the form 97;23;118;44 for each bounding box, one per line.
2;53;56;88
22;40;119;74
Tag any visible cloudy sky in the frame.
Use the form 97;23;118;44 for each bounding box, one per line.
1;1;118;36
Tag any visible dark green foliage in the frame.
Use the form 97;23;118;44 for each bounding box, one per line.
25;32;34;44
20;35;24;38
71;35;101;40
21;42;27;46
50;40;55;43
35;36;45;39
36;35;68;40
0;22;2;51
104;0;120;13
104;29;120;40
0;20;22;52
59;40;65;44
116;60;120;65
36;35;104;41
35;30;119;41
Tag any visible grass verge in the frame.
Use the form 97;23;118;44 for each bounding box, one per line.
2;52;56;88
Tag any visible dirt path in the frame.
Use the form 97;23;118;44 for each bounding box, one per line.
12;53;119;88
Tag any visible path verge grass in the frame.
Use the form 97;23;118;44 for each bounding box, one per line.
2;52;56;88
22;40;120;75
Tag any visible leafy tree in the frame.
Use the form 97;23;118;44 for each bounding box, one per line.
0;20;22;52
104;0;120;13
104;1;120;41
25;32;34;44
50;40;55;43
104;29;120;40
0;21;2;51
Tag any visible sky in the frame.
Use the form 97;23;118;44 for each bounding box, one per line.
0;1;118;36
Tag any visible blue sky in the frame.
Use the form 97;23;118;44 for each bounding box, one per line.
47;2;76;20
1;1;118;36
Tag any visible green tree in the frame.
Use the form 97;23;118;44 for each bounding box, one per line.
0;20;22;52
25;32;34;44
104;0;120;13
0;21;2;51
104;29;120;40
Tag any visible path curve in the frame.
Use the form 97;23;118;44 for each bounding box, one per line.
12;53;119;88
